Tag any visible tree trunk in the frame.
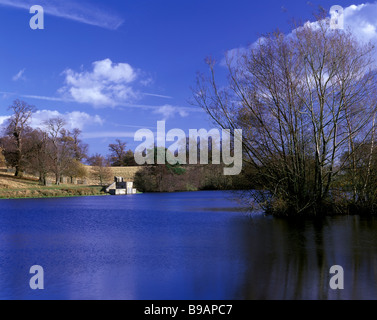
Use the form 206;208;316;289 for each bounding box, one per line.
55;173;60;185
15;165;23;178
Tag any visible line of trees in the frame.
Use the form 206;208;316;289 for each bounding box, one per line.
194;15;377;215
0;100;141;186
0;100;88;185
133;141;253;193
0;100;255;192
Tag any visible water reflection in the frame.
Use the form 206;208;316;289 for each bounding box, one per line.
238;216;377;299
0;192;377;299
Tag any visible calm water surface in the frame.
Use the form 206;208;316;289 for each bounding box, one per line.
0;191;376;300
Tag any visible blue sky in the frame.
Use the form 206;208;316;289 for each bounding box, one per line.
0;0;370;156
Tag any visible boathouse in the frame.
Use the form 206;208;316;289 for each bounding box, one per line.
106;177;137;195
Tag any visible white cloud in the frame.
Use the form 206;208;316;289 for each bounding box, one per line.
0;116;10;126
0;0;124;30
12;69;25;82
0;116;11;134
0;91;71;102
2;60;177;110
0;111;103;134
343;3;377;42
224;3;377;64
139;78;154;87
30;110;104;131
143;93;173;99
153;105;189;120
82;131;135;139
60;59;139;108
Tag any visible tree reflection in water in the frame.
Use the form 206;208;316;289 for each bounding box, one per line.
237;215;377;300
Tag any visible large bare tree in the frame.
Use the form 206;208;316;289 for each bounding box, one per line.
44;117;76;185
194;18;377;215
108;139;127;166
28;129;50;185
5;100;35;177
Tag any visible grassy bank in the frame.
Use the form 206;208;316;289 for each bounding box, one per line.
0;185;107;199
0;166;148;199
0;169;108;199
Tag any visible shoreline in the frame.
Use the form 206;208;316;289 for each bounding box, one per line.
1;193;110;200
0;166;143;200
0;187;232;200
0;185;107;200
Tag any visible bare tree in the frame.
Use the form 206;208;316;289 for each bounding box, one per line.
28;129;50;185
5;100;35;177
108;139;127;166
44;117;75;185
194;18;377;215
70;128;88;161
88;154;113;186
66;128;88;183
0;147;5;167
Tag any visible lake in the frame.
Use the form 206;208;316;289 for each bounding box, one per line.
0;190;376;300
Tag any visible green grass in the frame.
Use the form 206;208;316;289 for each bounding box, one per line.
0;171;142;199
0;185;107;199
